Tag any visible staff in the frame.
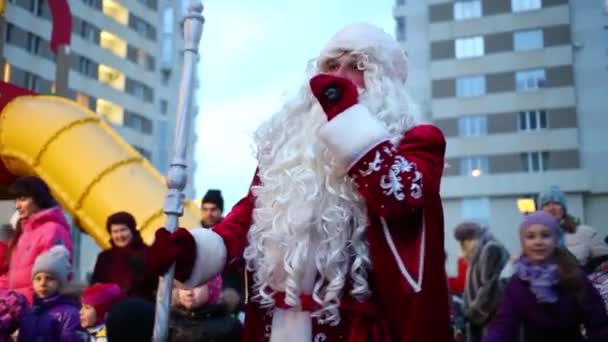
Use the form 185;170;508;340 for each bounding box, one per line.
153;2;204;341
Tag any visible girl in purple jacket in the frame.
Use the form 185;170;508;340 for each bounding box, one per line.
18;246;85;342
485;211;608;342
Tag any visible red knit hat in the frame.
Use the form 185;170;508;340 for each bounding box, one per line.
82;283;124;325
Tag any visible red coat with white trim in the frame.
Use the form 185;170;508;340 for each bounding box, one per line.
206;120;451;342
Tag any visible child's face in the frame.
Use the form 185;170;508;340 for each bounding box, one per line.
522;224;557;263
33;272;59;299
80;304;97;328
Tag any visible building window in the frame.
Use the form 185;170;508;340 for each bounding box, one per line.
458;115;487;137
396;0;405;5
455;36;484;59
29;0;44;16
134;145;152;160
100;31;127;58
129;14;156;41
396;17;406;41
126;79;154;102
3;64;11;83
514;29;544;51
78;56;95;78
75;92;90;108
516;69;545;91
521;151;549;172
456;75;486;97
96;98;124;125
460;156;489;177
26;33;41;55
511;0;541;12
98;64;125;91
80;21;99;42
82;0;102;10
137;0;157;10
5;23;14;43
461;197;491;226
160;99;168;115
102;0;129;25
518;110;547;131
161;70;171;86
24;72;39;91
454;1;481;20
124;111;153;134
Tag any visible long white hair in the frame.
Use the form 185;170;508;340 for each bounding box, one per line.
243;51;422;325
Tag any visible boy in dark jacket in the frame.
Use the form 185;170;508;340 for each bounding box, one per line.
169;275;242;341
18;245;85;342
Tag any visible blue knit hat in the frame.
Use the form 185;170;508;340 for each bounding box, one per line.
538;185;567;211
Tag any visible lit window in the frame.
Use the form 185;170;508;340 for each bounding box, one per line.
461;197;491;226
24;72;39;91
3;63;11;83
98;64;125;91
455;36;484;58
102;0;128;25
454;1;481;20
517;198;536;214
460;156;489;176
521;151;549;172
100;31;127;58
458;115;487;137
96;98;124;125
518;110;547;131
511;0;541;12
396;17;406;41
514;29;543;51
456;75;486;97
75;92;89;108
515;69;545;91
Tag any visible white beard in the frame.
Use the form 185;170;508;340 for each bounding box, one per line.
244;70;420;326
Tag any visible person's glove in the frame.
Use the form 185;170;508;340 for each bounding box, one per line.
309;74;359;121
147;228;196;283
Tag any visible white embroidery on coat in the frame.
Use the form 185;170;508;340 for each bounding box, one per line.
264;324;272;338
358;151;383;177
314;333;327;342
380;156;422;201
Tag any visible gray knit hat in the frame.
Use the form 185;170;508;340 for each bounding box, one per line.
31;245;71;286
538;185;567;211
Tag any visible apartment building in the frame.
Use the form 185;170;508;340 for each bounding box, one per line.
1;0;200;279
393;0;608;265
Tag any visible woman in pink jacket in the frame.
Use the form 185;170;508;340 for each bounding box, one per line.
0;176;73;303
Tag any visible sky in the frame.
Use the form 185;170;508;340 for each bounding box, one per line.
193;0;395;208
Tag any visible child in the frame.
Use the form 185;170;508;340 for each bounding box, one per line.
18;245;85;342
80;283;124;342
168;275;242;341
485;211;608;342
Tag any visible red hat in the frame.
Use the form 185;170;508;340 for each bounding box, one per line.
81;283;124;325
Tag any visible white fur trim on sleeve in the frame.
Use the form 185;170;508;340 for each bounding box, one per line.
318;104;390;172
183;228;227;288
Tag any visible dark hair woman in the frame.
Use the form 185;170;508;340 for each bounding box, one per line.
485;211;608;342
90;211;157;301
0;176;73;304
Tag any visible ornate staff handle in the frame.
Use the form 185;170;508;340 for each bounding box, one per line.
153;2;204;341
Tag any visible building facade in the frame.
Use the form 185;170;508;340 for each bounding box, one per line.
394;0;608;270
1;0;200;279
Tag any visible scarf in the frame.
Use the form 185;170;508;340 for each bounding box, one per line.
515;256;559;303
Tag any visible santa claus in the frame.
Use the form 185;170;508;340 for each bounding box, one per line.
149;23;451;342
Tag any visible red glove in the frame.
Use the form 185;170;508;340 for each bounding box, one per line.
147;227;196;283
310;74;359;120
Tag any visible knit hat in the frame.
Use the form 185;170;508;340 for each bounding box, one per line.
106;297;154;342
519;211;561;241
9;176;57;209
31;245;70;286
320;23;408;82
81;283;124;325
538;185;567;212
202;189;224;212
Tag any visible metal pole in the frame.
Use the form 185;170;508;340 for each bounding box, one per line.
153;2;204;341
54;45;70;96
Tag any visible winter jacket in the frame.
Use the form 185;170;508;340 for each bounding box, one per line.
0;207;73;303
484;274;608;342
463;232;509;326
449;256;468;294
168;304;242;342
85;324;107;342
18;294;85;342
91;235;157;301
564;224;608;267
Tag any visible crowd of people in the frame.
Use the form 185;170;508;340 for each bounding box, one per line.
448;186;608;342
0;176;242;341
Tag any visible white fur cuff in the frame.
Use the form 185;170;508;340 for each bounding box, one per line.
183;228;227;288
318;104;390;172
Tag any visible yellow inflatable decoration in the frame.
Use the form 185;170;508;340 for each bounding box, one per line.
0;95;200;249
